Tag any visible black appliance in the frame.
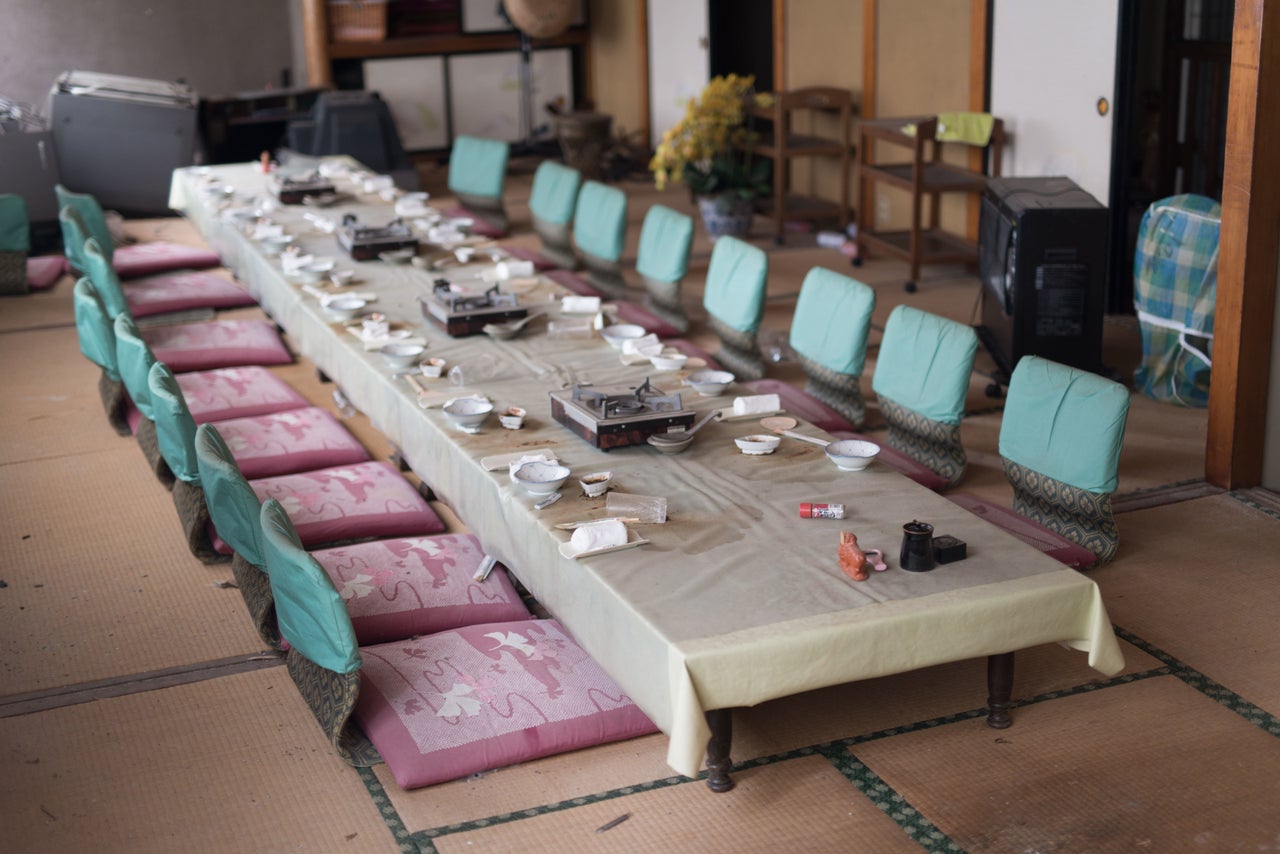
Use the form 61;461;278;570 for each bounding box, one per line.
977;176;1109;380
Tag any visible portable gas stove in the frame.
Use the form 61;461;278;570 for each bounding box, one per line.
418;279;528;337
549;379;695;450
267;172;336;205
336;214;419;261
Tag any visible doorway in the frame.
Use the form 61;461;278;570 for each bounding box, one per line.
708;0;773;91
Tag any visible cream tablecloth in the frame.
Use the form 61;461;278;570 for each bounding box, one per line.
171;163;1125;778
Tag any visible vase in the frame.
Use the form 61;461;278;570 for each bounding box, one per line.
696;195;754;240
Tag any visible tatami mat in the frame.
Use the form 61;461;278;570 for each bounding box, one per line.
854;676;1280;853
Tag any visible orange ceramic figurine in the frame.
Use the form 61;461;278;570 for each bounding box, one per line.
838;531;869;581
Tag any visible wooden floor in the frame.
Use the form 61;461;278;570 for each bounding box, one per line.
2;167;1279;853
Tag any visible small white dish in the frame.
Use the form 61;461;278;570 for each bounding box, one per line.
735;434;781;455
379;342;426;370
578;471;613;497
329;269;357;287
686;369;735;396
442;396;493;433
259;235;294;256
324;296;367;321
421;357;447;378
600;324;647;351
649;351;689;372
824;439;880;471
512;461;571;497
294;259;336;283
498;406;527;430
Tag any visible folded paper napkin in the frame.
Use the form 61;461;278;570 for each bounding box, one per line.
570;519;629;554
362;175;395;194
303;212;337;234
282;253;316;275
344;325;425;351
251;223;285;241
622;334;662;356
562;295;601;314
732;393;781;416
498;260;536;279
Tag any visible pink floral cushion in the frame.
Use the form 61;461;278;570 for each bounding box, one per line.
177;366;309;423
828;430;950;492
215;406;370;479
123;270;256;317
744;379;855;434
312;534;531;645
142;319;291;372
544;268;603;298
946;493;1099;568
113;241;221;279
611;300;681;340
355;619;657;789
246;461;444;549
499;244;558;272
27;255;66;290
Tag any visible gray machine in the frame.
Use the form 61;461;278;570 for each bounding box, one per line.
48;71;198;215
0;98;62;250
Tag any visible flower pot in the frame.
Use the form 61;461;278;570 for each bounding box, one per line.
697;195;754;240
556;112;612;180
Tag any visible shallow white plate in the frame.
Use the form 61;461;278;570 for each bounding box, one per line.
558;530;650;559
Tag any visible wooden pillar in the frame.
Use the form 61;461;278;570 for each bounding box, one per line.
301;0;333;88
1206;0;1280;488
637;0;651;149
773;0;787;94
966;0;990;240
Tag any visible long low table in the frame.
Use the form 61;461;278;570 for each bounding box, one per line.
171;163;1125;788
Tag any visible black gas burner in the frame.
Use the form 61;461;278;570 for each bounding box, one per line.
336;214;419;261
568;379;686;421
432;280;519;313
419;279;527;337
550;380;696;450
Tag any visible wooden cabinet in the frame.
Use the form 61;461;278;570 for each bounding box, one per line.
746;87;854;244
854;115;1004;291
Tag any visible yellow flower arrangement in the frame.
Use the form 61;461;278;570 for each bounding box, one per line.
649;74;770;205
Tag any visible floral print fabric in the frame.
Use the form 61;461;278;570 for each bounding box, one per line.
216;406;369;479
176;366;308;423
123;270;255;317
112;241;220;279
142;319;291;372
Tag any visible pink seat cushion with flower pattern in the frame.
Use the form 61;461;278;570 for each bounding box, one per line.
611;300;682;340
243;461;444;551
142;319;291;372
828;430;951;492
112;241;221;279
213;406;370;479
27;256;66;290
499;244;558;272
743;379;856;435
355;618;658;789
177;366;309;423
543;268;603;298
312;534;531;645
946;493;1099;567
123;270;256;317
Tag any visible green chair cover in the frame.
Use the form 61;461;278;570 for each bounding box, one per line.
114;314;158;420
529;160;582;227
148;361;201;485
447;136;509;201
636;204;693;287
703;236;768;335
872;305;977;425
194;423;268;568
56;185;115;269
999;355;1130;494
73;278;120;381
573;181;628;264
81;235;131;320
0;194;29;252
260;498;362;675
789;267;874;377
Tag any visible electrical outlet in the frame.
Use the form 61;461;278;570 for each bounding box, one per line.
876;197;891;227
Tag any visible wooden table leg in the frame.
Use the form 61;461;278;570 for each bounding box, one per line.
704;708;735;793
986;651;1015;729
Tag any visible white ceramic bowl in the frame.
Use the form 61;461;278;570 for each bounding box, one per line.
498;406;527;430
686;369;735;396
512;461;571;497
329;268;356;287
649;351;689;372
260;235;294;256
421;357;447;378
442;396;494;432
324;296;367;321
379;342;426;370
735;434;781;455
295;259;336;283
578;471;613;497
600;324;647;351
824;439;881;471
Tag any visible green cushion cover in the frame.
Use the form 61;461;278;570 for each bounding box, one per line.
0;194;29;252
636;204;693;285
447;136;509;200
572;181;628;263
195;424;267;567
72;278;120;379
999;355;1131;494
703;236;768;334
114;315;158;419
260;498;362;675
82;237;130;319
57;186;114;265
788;267;874;377
528;161;582;226
148;361;200;484
872;305;978;425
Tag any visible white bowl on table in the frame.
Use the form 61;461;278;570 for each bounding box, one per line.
735;434;781;455
649;351;689;372
600;324;647;351
379;342;426;370
686;369;735;396
512;461;571;497
442;396;494;433
824;439;880;471
324;296;367;321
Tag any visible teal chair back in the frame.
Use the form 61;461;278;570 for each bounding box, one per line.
447;136;508;201
114;314;158;420
702;236;769;380
636;204;693;286
195;423;268;568
0;194;29;253
529;160;582;227
56;185;114;269
573;180;628;263
872;305;978;487
260;498;362;675
72;278;120;381
81;235;130;319
148;361;200;486
998;355;1131;563
789;268;874;377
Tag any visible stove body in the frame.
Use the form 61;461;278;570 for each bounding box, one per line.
336;216;418;261
419;279;527;337
549;380;695;450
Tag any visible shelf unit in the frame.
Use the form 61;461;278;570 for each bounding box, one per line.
855;115;1004;291
746;87;854;244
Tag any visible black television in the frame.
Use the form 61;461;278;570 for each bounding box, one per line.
976;176;1109;380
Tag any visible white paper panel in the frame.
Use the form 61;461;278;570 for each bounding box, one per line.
364;55;449;151
448;48;573;142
